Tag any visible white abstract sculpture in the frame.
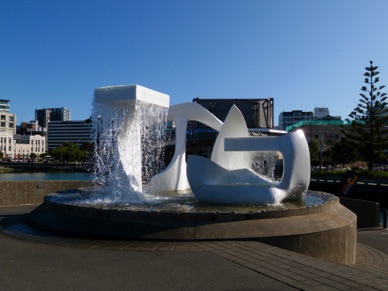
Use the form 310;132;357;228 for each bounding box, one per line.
186;105;310;204
149;102;223;192
187;130;310;204
224;130;311;201
210;105;251;170
94;84;310;205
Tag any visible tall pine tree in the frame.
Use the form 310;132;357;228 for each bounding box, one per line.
343;61;388;171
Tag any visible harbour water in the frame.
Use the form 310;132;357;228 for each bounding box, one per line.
0;172;92;181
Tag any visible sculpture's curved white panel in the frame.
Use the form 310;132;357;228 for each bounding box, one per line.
149;102;223;192
187;155;285;204
211;105;251;170
224;130;310;201
187;130;310;204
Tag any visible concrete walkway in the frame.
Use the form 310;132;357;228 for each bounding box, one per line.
1;205;388;290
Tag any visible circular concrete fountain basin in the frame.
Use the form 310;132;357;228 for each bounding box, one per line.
28;189;356;265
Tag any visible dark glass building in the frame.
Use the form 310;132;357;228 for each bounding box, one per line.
35;107;71;129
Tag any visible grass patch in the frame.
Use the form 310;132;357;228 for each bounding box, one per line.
0;167;19;173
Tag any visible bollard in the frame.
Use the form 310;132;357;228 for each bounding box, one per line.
384;209;387;229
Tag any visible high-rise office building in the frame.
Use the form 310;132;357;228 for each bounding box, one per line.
35;107;71;129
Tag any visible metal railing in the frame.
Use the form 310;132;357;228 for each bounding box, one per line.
310;178;388;188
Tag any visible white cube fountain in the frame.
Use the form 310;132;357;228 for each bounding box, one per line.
93;85;169;201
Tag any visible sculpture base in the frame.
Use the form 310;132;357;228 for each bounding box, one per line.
29;191;356;265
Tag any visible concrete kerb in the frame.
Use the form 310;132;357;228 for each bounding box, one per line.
0;180;93;207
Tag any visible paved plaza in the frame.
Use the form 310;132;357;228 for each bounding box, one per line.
1;205;388;290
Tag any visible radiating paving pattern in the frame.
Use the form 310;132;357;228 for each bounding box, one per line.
197;241;388;290
356;243;388;271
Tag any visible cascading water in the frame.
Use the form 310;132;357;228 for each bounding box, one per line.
250;151;282;181
91;99;168;203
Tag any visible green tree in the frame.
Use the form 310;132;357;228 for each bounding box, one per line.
343;61;388;171
308;139;320;162
329;139;358;167
30;152;37;161
80;142;94;161
50;143;85;162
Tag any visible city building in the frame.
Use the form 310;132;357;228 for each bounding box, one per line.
47;119;93;151
192;97;274;129
287;117;344;144
17;120;46;134
278;110;314;130
0;99;11;113
0;132;46;160
314;107;330;119
286;115;346;166
35;107;71;129
0;100;16;136
13;134;46;160
314;107;342;120
0;111;16;136
0;99;40;160
0;131;13;159
180;98;277;158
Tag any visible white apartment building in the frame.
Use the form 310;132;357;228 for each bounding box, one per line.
0;133;46;160
14;134;46;160
0;111;16;135
0;100;17;159
0;99;47;160
0;99;11;113
0;132;13;158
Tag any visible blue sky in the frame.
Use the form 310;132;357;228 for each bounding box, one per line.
1;0;388;126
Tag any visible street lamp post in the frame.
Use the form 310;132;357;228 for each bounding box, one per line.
320;134;325;170
319;125;336;170
60;144;63;163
